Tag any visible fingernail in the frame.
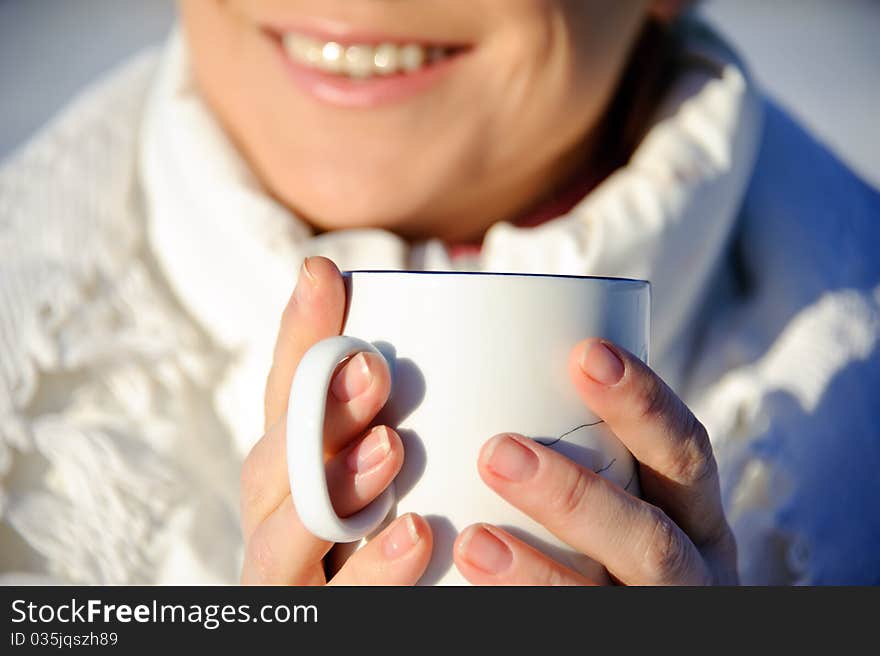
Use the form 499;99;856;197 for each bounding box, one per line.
331;352;374;402
459;525;513;574
347;426;391;473
383;514;421;560
293;258;316;302
485;434;538;482
580;340;625;385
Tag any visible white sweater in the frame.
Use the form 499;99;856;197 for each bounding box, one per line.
1;22;878;585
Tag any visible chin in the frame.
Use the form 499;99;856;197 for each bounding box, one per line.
279;187;431;235
264;160;445;235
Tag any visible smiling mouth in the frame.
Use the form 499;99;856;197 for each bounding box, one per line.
262;24;472;107
264;26;471;79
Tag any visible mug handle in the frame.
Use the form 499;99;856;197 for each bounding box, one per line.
286;335;395;543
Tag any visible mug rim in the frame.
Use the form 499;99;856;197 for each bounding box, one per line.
343;269;649;285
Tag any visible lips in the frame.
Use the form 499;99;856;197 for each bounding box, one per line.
263;24;472;108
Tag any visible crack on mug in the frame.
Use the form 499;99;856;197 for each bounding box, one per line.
534;419;606;447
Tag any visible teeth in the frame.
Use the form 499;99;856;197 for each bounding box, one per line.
282;33;450;79
372;43;400;76
398;44;426;72
319;41;345;73
344;44;374;78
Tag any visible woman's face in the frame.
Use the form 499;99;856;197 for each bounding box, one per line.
181;1;651;241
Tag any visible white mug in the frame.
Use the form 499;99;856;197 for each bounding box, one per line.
287;270;650;585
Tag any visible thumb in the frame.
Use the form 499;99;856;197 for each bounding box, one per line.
264;256;347;431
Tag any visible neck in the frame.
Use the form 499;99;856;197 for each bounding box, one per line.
396;128;604;244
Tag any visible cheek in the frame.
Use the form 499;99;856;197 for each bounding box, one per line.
474;23;593;169
477;2;647;169
182;1;267;145
183;1;312;172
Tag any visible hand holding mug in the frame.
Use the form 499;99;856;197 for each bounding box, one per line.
239;257;738;585
453;339;738;585
239;256;433;585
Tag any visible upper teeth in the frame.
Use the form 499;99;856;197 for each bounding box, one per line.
283;34;447;78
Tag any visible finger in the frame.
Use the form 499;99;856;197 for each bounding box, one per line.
241;495;327;585
323;352;393;452
264;256;346;431
568;338;731;549
479;433;712;585
241;352;392;540
241;411;401;542
329;514;433;586
454;524;598;586
241;426;404;584
326;426;404;518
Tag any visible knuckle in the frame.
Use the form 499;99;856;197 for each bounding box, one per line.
634;374;675;426
671;416;718;487
549;466;594;521
641;508;690;583
633;372;718;489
